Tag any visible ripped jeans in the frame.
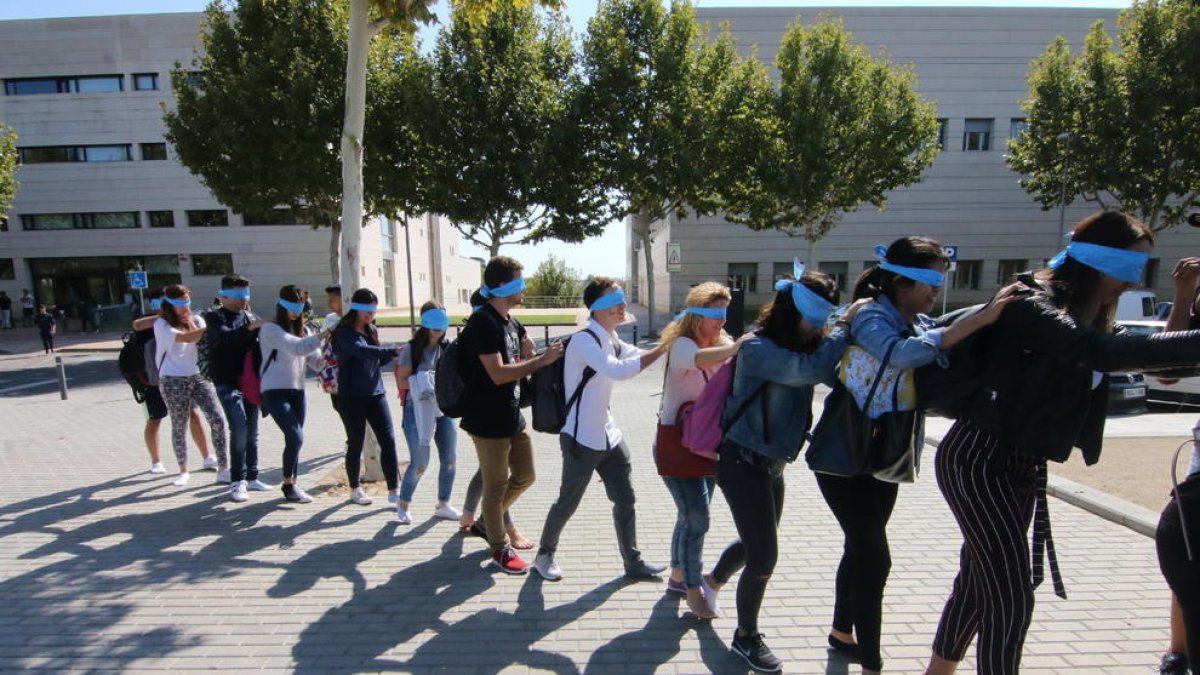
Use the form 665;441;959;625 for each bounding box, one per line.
399;397;458;503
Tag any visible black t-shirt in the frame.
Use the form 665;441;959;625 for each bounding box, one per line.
34;313;54;334
0;296;10;311
459;304;527;438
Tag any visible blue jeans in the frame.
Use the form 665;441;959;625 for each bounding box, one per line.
662;475;715;588
216;383;259;481
399;397;458;503
262;389;306;481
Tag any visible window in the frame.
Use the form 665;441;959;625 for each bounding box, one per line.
4;75;123;95
1009;118;1028;142
459;288;470;304
20;212;138;230
771;262;792;282
963;118;992;151
936;118;948;150
727;263;757;293
0;258;14;280
147;211;175;228
952;260;982;290
819;262;849;292
997;259;1027;285
133;73;159;91
380;216;395;254
19;144;132;163
140;143;167;160
242;208;298;225
186;210;228;227
1143;258;1160;288
192;254;234;276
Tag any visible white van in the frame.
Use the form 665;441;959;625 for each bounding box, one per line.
1116;290;1159;322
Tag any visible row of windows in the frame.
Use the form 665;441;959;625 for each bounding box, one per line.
0;254;233;280
4;73;162;95
19;143;167;164
935;118;1028;153
13;209;311;231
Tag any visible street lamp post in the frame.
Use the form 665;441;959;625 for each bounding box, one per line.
1056;131;1073;246
402;216;416;329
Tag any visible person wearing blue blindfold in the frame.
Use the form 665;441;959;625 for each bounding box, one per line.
924;212;1200;675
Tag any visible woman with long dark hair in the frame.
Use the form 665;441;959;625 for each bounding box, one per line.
703;270;867;674
332;288;402;506
259;285;330;503
812;238;1017;674
925;212;1200;675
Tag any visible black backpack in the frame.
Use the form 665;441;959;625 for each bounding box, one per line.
530;330;611;434
118;331;152;403
435;311;512;419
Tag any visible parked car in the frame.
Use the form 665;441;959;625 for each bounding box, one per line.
1106;370;1148;415
1117;320;1200;407
1116;290;1160;322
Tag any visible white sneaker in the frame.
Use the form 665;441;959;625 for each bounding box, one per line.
215;469;231;484
172;472;190;487
149;462;166;475
246;479;272;491
201;456;218;471
350;487;372;506
291;488;313;504
387;492;400;504
396;506;412;524
230;481;248;503
701;576;722;616
434;504;461;521
533;553;563;581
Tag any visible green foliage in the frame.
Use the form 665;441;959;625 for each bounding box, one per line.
722;17;939;241
525;255;582;300
0;121;17;222
1008;0;1200;230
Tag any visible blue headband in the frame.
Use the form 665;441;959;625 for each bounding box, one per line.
1047;240;1148;284
420;308;450;331
218;288;251;300
165;297;191;308
149;298;163;311
589;289;626;312
673;306;728;322
480;276;526;299
349;302;377;313
775;260;834;327
874;244;946;287
471;305;483;314
277;298;305;313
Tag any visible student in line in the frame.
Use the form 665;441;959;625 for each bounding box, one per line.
153;284;229;487
332;288;402;506
394;301;460;524
924;212;1200;675
704;271;866;674
259;285;329;504
656;282;750;619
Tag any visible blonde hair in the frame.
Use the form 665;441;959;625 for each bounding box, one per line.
660;282;733;350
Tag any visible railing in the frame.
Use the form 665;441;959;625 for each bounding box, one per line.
521;295;581;309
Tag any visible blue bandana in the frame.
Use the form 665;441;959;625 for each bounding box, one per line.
1047;241;1149;284
480;276;526;299
775;260;834;327
673;306;728;322
349;302;377;313
277;298;305;314
149;298;163;311
218;288;251;300
874;244;945;287
589;289;626;312
471;305;483;314
420;308;450;331
165;297;191;308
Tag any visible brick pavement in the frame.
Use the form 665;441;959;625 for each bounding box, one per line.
0;345;1176;673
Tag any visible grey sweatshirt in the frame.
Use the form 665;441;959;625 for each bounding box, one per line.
258;322;324;392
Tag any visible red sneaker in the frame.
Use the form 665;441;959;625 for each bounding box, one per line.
491;546;528;575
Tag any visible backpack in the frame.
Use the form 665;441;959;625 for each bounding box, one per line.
237;345;277;407
682;354;766;458
436;310;514;419
196;311;215;380
118;331;152;403
530;330;605;434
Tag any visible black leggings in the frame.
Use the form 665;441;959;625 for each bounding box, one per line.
338;393;399;490
1157;484;1200;665
712;443;785;635
815;473;898;671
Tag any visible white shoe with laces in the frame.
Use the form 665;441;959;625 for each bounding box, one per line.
149;462;166;475
230;481;249;503
172;472;190;487
434;504;461;521
396;506;412;524
246;479;272;491
350;487;372;506
202;456;218;471
215;469;231;484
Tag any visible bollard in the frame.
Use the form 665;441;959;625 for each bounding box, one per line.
632;324;639;345
543;325;550;348
55;355;68;400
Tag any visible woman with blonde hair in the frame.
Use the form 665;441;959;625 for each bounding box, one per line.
657;281;751;619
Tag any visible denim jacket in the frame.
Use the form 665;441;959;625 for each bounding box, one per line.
849;295;944;368
722;327;849;462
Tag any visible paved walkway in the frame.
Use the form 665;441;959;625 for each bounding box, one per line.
0;312;1184;673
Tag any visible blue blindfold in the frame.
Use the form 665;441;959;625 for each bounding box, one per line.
673;306;727;322
874;244;945;287
149;299;163;311
165;297;191;308
775;260;833;327
420;308;450;331
1047;241;1148;284
588;289;626;312
349;302;377;313
480;276;526;299
277;298;305;314
218;288;251;300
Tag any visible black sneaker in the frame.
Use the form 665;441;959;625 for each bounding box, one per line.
1159;651;1188;675
731;631;783;673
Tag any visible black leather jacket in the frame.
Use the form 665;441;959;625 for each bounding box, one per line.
962;284;1200;465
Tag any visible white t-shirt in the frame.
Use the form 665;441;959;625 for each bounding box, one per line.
660;336;722;425
154;314;206;378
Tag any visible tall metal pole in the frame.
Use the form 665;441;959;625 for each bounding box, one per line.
1056;132;1073;246
403;216;416;329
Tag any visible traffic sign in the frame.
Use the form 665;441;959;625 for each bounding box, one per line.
942;245;958;262
667;242;682;273
129;271;148;289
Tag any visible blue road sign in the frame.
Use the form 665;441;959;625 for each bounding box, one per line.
129;271;148;289
942;245;958;262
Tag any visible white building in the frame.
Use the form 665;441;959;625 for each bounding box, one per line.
0;13;480;317
631;5;1200;315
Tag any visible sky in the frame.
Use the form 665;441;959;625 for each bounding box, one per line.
0;0;1134;277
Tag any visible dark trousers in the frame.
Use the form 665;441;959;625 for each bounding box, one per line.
538;434;642;567
216;384;260;482
815;473;898;672
932;420;1038;675
39;332;53;352
712;443;785;635
339;393;399;490
1157;483;1200;665
262;389;306;481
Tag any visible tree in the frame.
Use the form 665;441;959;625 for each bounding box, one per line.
525;255;581;302
0;121;16;223
1007;0;1200;231
721;17;939;262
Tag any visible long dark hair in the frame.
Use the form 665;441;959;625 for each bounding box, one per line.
337;288;380;345
1037;210;1154;331
757;272;839;353
409;300;445;368
853;237;948;303
274;285;306;337
159;284;191;329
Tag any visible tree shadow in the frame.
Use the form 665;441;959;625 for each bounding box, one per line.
585;593;735;674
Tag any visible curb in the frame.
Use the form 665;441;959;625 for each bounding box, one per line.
925;435;1159;539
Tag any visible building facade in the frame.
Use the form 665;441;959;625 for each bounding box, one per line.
631;5;1200;315
0;13;480;317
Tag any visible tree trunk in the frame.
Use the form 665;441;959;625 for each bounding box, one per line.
634;210;657;338
339;0;372;300
806;237;817;269
328;221;341;283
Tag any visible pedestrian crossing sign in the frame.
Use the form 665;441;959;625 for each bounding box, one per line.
667;243;682;273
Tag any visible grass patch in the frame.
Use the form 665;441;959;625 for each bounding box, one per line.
376;313;577;327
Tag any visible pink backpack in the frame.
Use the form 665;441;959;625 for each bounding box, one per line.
682;355;767;458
